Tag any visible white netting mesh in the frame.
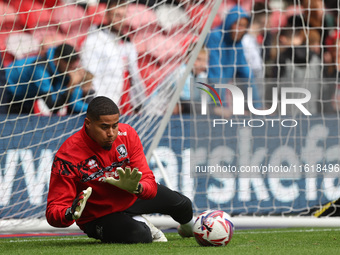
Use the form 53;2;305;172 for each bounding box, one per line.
0;0;219;231
1;0;340;232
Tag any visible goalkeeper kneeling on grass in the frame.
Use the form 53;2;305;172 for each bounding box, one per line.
46;96;194;243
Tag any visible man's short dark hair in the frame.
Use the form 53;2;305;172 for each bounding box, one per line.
87;96;120;120
54;43;79;63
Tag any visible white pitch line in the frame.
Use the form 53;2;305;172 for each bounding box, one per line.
6;228;340;242
236;228;340;235
8;236;87;243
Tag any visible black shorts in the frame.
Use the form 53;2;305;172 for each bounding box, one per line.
84;184;193;243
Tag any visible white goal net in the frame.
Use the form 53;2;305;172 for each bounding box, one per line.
1;0;340;233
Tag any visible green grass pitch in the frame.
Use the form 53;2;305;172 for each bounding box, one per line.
1;228;339;255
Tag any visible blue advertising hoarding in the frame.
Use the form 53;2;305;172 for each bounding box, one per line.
0;114;340;218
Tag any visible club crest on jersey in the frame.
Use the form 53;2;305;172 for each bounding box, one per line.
116;144;128;158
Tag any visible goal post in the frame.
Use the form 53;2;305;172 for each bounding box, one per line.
145;0;223;162
1;0;340;234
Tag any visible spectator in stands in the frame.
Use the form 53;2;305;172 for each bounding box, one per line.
81;0;146;115
149;47;208;115
301;0;335;66
80;71;96;104
302;0;333;45
5;43;90;115
242;25;263;81
66;70;96;114
34;69;95;116
205;5;262;117
308;29;322;57
243;2;272;73
321;32;340;114
267;16;322;115
175;47;209;114
241;2;271;102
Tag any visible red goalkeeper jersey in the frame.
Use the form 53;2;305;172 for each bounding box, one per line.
46;123;157;230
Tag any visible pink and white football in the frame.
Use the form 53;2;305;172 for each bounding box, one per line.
193;210;234;246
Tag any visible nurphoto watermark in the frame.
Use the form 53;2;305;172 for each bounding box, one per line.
196;81;312;128
189;78;340;179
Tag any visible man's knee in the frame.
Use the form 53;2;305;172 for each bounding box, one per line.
180;194;194;223
101;221;152;244
84;213;153;244
127;222;153;243
170;191;193;224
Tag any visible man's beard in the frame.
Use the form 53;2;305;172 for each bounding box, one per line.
103;145;112;151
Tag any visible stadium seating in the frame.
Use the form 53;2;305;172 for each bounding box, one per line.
138;54;175;95
36;0;58;8
0;1;23;65
125;2;202;92
51;4;91;36
0;1;21;30
126;4;159;32
2;0;208;89
186;3;223;32
86;3;107;26
269;5;303;33
10;0;53;29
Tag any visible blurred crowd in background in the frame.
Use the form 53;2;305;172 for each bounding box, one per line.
0;0;340;116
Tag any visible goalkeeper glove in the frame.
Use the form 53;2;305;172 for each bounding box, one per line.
65;187;92;221
104;167;142;194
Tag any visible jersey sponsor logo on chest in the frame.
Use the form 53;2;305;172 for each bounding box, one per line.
81;158;130;182
87;159;98;169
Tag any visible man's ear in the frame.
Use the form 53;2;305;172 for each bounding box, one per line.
84;117;91;128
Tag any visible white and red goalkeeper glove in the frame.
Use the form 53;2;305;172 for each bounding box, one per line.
104;167;142;194
65;187;92;221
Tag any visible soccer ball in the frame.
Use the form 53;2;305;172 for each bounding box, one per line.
193;210;234;246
